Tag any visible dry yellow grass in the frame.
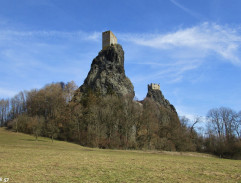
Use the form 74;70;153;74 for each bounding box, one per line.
0;127;240;183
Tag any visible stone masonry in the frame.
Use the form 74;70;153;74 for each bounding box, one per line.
148;83;160;90
102;31;117;50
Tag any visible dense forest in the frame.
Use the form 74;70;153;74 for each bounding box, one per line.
0;81;240;159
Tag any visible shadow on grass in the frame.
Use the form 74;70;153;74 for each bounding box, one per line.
19;139;48;142
81;149;93;151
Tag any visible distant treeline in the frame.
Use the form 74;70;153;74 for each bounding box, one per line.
0;82;240;159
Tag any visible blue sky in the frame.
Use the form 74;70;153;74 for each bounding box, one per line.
0;0;241;121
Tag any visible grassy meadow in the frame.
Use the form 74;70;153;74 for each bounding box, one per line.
0;127;240;183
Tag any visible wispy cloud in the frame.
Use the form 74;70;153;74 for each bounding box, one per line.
120;22;241;64
0;30;101;42
0;29;102;98
129;59;201;84
1;24;241;99
119;23;241;85
169;0;202;19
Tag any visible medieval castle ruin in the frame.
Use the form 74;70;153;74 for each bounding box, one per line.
102;31;160;91
148;83;160;90
102;30;118;50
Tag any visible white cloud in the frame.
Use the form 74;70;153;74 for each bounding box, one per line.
120;23;241;65
84;31;101;42
118;23;241;86
1;24;241;99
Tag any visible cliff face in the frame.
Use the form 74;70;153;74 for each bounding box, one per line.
73;42;177;115
146;86;177;113
74;44;134;101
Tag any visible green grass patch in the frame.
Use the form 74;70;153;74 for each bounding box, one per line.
0;128;240;183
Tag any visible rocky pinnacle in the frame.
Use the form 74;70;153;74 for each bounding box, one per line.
75;44;134;100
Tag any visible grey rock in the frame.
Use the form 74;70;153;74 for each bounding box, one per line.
74;44;134;101
146;85;177;113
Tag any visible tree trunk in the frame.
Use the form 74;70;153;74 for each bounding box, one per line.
16;121;18;133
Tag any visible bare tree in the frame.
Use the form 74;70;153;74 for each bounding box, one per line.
47;119;59;143
206;107;238;157
179;116;189;128
28;116;44;141
234;111;241;139
190;116;201;134
207;108;225;140
72;103;83;143
64;81;78;103
0;99;4;126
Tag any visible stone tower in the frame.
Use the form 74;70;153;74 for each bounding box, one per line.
148;83;160;90
102;30;117;50
146;83;177;113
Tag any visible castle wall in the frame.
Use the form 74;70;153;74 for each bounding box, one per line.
148;83;160;90
102;31;117;50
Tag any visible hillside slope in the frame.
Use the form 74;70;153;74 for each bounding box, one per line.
0;128;240;183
